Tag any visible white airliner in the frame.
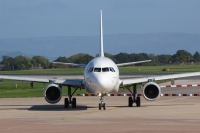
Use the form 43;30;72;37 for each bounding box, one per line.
1;10;200;110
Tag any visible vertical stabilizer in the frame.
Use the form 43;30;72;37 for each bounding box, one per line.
100;10;104;57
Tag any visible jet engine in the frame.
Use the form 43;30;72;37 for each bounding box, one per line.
44;84;62;104
142;82;161;101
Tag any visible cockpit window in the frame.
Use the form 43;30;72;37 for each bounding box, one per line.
93;67;115;72
109;67;115;72
88;67;93;72
102;67;109;72
94;68;101;72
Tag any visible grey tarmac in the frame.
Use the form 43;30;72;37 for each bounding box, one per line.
0;76;200;133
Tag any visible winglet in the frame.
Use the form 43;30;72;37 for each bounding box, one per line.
100;10;104;57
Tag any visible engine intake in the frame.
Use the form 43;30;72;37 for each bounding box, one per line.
44;84;62;104
142;82;161;101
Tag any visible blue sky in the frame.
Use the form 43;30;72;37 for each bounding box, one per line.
1;0;200;39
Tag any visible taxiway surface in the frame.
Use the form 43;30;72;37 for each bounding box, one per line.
0;77;200;133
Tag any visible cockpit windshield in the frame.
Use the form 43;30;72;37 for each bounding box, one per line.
88;67;93;72
109;67;115;72
89;67;115;73
94;68;101;72
102;67;109;72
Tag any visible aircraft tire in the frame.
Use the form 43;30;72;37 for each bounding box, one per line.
136;97;141;107
72;98;76;108
64;98;69;108
103;103;106;110
99;103;101;110
128;97;133;107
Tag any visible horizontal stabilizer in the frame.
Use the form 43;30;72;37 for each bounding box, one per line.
117;60;151;67
53;62;86;67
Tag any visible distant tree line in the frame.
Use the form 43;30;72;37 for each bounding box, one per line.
55;50;200;66
1;50;200;71
1;56;49;71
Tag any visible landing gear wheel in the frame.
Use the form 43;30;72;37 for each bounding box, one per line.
99;103;101;110
103;103;106;110
72;98;76;108
128;97;133;107
136;97;141;107
64;98;69;108
98;93;106;110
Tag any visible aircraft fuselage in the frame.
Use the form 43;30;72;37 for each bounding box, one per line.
84;57;120;93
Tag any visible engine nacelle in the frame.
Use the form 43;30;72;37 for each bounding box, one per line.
44;84;62;104
142;82;161;101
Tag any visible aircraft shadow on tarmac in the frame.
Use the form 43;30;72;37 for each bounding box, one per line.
0;104;194;111
28;105;89;111
28;103;195;110
0;104;88;111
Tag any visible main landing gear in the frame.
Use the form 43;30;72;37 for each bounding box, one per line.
64;86;78;108
99;93;106;110
127;84;141;107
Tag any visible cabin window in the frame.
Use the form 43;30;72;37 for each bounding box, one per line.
94;68;101;72
102;67;109;72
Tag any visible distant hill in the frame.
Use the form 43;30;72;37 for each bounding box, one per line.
0;33;200;59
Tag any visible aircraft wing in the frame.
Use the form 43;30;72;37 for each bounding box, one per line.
53;62;86;67
117;60;151;67
121;72;200;86
0;75;84;88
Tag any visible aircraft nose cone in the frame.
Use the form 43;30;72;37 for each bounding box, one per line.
98;78;108;88
96;76;117;92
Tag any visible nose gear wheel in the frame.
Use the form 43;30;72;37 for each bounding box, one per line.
99;94;106;110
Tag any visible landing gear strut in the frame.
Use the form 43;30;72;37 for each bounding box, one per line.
127;84;141;107
64;86;78;108
99;93;106;110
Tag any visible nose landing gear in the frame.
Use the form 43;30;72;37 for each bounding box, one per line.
99;93;106;110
